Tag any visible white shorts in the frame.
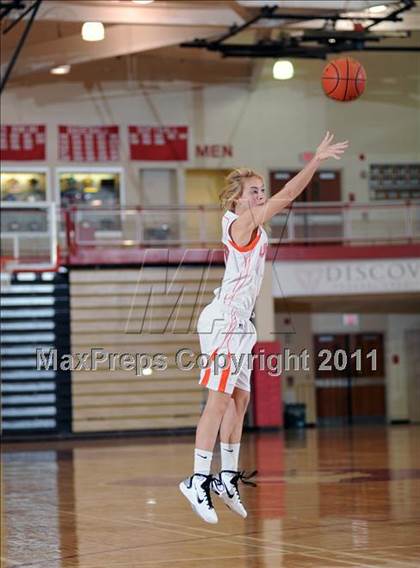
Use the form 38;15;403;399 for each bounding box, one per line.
197;300;257;395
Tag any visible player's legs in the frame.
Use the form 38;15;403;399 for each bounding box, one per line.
194;302;235;461
220;320;255;449
212;387;250;518
179;389;231;524
180;304;254;522
195;389;231;451
220;387;250;445
211;320;256;518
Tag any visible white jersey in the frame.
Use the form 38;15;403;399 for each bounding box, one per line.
213;210;268;318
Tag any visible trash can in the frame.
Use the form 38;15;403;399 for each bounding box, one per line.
284;403;306;429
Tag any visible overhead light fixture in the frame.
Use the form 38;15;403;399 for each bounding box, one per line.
81;21;105;42
366;4;388;13
273;60;294;80
132;1;154;4
328;38;336;44
142;367;153;376
237;1;280;6
50;64;71;75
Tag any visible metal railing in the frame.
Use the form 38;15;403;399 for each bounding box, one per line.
1;201;419;271
0;203;58;272
65;201;420;251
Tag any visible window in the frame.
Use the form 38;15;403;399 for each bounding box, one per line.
1;170;47;203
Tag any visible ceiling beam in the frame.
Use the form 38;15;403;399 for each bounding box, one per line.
7;50;252;87
28;1;240;26
3;24;226;78
235;1;396;9
6;1;418;31
227;0;253;23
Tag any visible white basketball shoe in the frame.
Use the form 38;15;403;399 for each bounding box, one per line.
211;469;257;519
179;473;218;524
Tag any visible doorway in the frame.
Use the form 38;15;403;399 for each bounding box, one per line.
185;169;230;244
138;168;178;242
314;332;386;425
270;169;342;243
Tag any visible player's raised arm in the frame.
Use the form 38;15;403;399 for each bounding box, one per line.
231;132;349;244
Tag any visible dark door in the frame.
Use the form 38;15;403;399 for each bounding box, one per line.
269;170;342;243
269;170;341;201
351;333;386;421
314;334;350;426
314;332;386;426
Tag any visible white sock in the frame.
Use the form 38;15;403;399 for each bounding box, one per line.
220;442;240;471
194;449;213;475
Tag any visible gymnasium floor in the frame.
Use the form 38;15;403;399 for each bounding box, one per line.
2;426;420;568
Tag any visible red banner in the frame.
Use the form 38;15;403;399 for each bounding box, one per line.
1;125;46;160
129;126;188;161
58;126;120;162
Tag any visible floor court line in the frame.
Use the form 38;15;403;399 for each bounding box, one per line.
113;511;417;568
19;503;417;568
6;494;419;568
231;534;411;568
121;517;386;568
15;506;376;568
5;506;416;568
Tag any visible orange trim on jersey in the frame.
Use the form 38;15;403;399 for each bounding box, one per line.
200;349;217;387
201;366;211;387
228;229;261;253
218;353;231;392
200;314;237;391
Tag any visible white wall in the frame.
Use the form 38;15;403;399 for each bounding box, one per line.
3;50;419;206
3;51;419;426
386;314;420;422
274;311;317;424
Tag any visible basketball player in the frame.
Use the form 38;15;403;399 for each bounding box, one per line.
180;132;349;523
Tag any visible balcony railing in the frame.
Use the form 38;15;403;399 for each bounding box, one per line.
65;201;420;251
1;201;419;271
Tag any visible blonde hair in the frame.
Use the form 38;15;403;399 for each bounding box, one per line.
219;168;264;212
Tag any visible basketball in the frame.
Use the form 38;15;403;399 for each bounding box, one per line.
322;57;367;101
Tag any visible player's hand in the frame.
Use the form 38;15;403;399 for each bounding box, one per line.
315;131;349;161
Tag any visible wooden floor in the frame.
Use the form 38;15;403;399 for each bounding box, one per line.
2;426;420;568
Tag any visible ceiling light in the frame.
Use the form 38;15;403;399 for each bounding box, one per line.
366;4;388;13
273;60;294;80
328;38;336;44
237;1;280;6
142;367;153;376
50;64;71;75
81;21;105;42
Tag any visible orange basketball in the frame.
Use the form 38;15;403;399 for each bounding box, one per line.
322;57;366;102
